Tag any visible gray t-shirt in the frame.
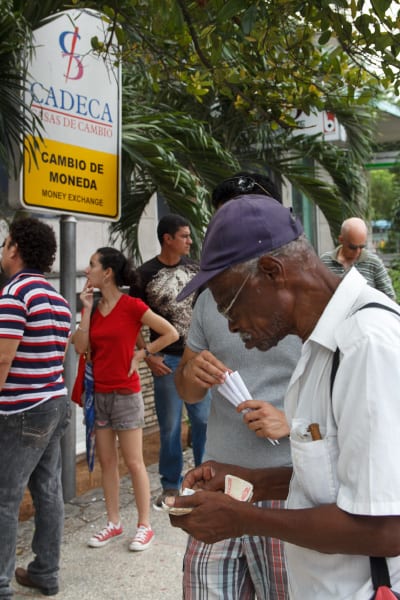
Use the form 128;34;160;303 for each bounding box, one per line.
187;289;302;469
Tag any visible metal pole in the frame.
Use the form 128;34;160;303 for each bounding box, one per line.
60;215;77;501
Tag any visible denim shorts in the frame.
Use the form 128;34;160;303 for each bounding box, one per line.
95;391;144;430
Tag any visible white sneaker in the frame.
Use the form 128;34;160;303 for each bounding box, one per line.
129;525;154;551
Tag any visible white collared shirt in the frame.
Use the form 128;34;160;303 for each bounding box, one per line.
284;268;400;599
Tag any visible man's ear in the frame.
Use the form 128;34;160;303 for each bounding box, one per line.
164;233;173;244
257;255;285;285
338;234;343;244
9;243;18;259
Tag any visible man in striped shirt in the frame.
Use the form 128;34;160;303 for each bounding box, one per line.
0;217;71;599
320;217;396;299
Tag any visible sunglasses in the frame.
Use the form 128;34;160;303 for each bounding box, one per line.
347;243;366;250
225;176;272;198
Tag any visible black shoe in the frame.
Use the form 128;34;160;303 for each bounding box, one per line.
152;488;179;511
15;567;59;596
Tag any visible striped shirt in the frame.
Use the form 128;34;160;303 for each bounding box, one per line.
320;246;396;300
0;269;71;413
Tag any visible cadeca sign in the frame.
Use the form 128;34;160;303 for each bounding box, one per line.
10;9;121;220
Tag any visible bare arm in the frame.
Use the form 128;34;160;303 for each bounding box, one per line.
175;346;229;404
169;492;400;556
139;309;178;356
0;338;20;389
180;460;292;501
129;310;178;376
71;281;94;355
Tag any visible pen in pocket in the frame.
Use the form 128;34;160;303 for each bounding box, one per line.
308;422;322;440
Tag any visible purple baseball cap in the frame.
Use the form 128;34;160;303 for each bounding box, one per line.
177;194;303;301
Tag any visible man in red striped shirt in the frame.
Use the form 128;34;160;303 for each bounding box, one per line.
0;217;71;599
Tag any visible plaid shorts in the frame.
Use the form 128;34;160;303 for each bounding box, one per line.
183;499;288;600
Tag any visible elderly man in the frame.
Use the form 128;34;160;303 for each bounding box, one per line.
167;195;400;599
320;216;395;299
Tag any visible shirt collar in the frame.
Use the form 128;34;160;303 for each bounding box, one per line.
9;268;45;283
307;268;368;352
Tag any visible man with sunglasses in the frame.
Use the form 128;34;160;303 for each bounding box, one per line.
320;217;395;299
174;173;301;599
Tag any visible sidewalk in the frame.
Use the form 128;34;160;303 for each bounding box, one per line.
15;452;193;600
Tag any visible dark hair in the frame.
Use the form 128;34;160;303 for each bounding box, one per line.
96;247;137;288
157;214;190;246
211;171;281;209
9;217;56;272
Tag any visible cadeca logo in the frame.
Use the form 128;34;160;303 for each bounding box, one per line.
60;26;84;82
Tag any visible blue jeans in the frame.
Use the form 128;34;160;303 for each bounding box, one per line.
0;396;70;599
153;354;210;490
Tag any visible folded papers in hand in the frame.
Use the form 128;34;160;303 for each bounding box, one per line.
162;475;254;515
218;371;279;446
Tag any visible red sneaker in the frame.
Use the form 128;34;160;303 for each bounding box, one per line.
88;522;123;548
129;525;154;551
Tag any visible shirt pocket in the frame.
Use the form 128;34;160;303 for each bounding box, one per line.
290;418;339;505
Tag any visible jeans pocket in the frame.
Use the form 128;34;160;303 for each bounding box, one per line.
22;402;62;449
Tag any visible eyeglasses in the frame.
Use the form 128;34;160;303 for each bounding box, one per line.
347;243;366;250
217;273;251;319
225;176;273;198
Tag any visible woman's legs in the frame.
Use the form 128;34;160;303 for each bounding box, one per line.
95;428;120;524
118;428;150;527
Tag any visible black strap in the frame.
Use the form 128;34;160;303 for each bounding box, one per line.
329;301;400;590
370;556;391;589
356;302;400;318
330;302;400;396
330;347;340;398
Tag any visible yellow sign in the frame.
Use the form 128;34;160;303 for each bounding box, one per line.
24;137;119;219
11;9;121;221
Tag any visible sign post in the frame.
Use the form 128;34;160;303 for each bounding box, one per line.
9;9;121;501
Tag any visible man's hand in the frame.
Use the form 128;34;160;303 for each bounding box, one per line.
166;490;247;544
181;460;227;492
181;460;251;492
144;354;171;376
238;400;290;439
183;349;228;389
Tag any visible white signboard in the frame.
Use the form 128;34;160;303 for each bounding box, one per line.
10;9;121;220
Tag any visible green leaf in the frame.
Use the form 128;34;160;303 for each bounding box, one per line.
215;0;246;24
241;5;258;36
354;14;373;37
318;30;332;45
371;0;393;21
